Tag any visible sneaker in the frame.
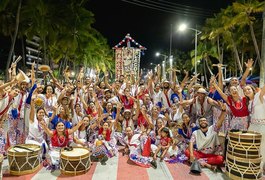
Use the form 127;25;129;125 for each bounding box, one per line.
150;160;157;169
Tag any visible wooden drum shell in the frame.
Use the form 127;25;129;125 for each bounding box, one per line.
60;147;91;176
7;144;41;176
225;153;262;180
226;131;262;180
227;131;261;159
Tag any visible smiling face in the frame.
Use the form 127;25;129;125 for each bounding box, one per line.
20;82;28;91
199;118;208;128
156;118;163;129
163;82;170;89
182;113;190;125
229;86;239;97
125;126;133;138
89;102;95;109
106;102;112;111
105;91;111;98
197;92;206;101
171;103;177;111
124;88;130;97
59;106;65;116
46;86;53;95
56;122;65;132
230;77;239;86
124;111;131;120
83;116;89;126
75;103;81;112
244;85;255;98
103;122;109;130
155;84;160;92
37;108;45;121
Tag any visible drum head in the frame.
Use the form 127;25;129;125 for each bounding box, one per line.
61;147;89;157
8;144;41;153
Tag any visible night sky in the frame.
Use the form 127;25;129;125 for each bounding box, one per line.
86;0;233;68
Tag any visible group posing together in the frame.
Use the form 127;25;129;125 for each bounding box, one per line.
0;59;265;173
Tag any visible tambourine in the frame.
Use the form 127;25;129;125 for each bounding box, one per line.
34;94;45;108
38;65;51;72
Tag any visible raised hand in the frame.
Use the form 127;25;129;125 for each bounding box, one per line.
218;101;226;111
116;102;122;111
10;62;17;69
210;76;217;85
184;70;188;76
177;88;182;95
77;120;84;127
245;59;254;69
52;104;59;112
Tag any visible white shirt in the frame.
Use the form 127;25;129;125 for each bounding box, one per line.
249;91;265;124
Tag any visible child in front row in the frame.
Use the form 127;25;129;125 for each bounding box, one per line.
153;127;171;161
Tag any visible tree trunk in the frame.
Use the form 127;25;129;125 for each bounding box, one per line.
217;36;221;63
260;7;265;87
5;0;22;80
43;36;47;64
203;58;209;88
21;37;26;71
231;38;243;74
249;23;261;66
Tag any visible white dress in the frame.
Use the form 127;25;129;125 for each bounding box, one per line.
71;129;87;147
44;95;57;116
248;91;265;171
72;111;83;126
25;116;49;155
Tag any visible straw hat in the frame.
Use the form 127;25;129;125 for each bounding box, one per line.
16;69;30;83
197;88;208;94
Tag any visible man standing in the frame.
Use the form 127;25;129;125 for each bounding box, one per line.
7;79;30;146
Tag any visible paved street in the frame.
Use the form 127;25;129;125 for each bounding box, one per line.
2;152;232;180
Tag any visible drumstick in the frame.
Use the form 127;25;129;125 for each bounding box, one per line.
14;145;34;152
13;56;22;64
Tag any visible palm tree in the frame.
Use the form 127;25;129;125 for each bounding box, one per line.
230;0;265;65
0;0;22;80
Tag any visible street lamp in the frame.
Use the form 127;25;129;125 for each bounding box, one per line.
178;23;202;75
155;52;168;80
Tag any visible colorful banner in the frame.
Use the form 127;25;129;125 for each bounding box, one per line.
115;47;141;79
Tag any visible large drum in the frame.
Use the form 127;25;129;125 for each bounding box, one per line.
226;153;262;180
7;144;41;175
227;131;261;158
60;147;91;176
226;131;263;180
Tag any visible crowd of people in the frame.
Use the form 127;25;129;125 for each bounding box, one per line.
0;58;265;174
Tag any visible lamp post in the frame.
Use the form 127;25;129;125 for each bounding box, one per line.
178;24;202;75
156;52;168;80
